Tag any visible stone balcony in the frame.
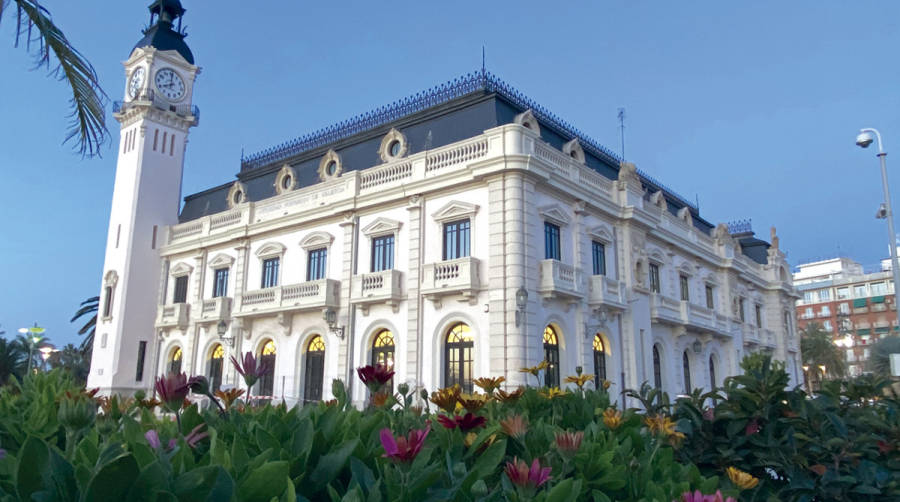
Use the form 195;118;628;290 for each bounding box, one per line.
156;303;190;328
679;302;717;333
587;275;626;310
351;269;404;314
743;324;762;345
236;279;340;317
538;260;582;300
761;329;777;348
421;257;481;305
198;297;232;322
649;293;682;325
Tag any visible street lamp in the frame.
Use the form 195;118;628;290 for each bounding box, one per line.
515;287;528;327
19;323;45;374
217;320;235;347
856;128;900;299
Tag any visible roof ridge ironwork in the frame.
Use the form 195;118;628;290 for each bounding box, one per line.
240;69;698;211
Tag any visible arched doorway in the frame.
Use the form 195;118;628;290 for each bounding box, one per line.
207;344;224;392
652;345;663;390
445;323;473;392
371;329;395;390
593;334;607;387
708;354;717;388
304;335;326;403
168;346;182;375
682;351;692;394
543;325;560;388
257;339;276;397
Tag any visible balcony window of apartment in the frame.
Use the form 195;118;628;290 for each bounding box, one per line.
837;287;849;299
705;285;715;309
871;282;887;295
804;307;813;318
755;304;763;326
739;297;746;322
261;258;280;288
803;291;814;303
854;284;867;297
307;248;327;281
173;275;189;304
442;219;471;260
839;302;850;315
213;268;229;298
818;289;831;301
544;222;561;260
649;263;661;294
591;241;606;276
680;275;690;301
823;320;833;331
372;235;395;272
821;305;831;316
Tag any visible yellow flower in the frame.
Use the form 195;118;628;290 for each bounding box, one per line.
519;360;549;376
601;379;611;390
726;466;759;490
430;385;461;413
601;408;623;430
495;387;525;403
473;376;505;395
458;392;489;413
644;414;680;438
540;387;568;399
564;374;594;389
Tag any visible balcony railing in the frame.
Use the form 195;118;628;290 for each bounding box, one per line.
587;275;626;310
421;257;480;303
236;279;340;316
351;270;404;313
156;303;190;328
199;297;232;322
679;302;720;333
113;89;200;124
538;260;582;300
649;293;682;325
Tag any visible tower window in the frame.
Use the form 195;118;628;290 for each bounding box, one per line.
135;341;147;382
169;134;175;156
102;286;113;318
161;132;167;153
153;129;158;151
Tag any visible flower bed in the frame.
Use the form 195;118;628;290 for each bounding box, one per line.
0;355;895;501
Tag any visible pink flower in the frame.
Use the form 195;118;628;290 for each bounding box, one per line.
745;418;760;436
554;431;584;456
380;425;430;462
436;413;487;432
230;352;271;389
504;457;551;489
185;424;209;448
154;372;196;412
703;408;715;422
357;364;395;392
145;429;161;449
678;490;737;502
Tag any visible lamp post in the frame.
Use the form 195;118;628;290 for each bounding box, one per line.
856;128;900;300
18;323;45;374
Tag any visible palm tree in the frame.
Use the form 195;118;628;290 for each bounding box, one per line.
868;336;900;377
0;337;25;385
1;0;108;157
801;323;847;382
70;296;98;354
47;343;89;385
14;334;52;374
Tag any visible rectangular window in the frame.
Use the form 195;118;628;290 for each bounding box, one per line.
169;134;175;156
135;341;147;382
591;241;606;276
839;302;850;314
871;282;886;295
818;289;831;301
821;305;831;316
443;219;471;260
307;248;328;281
371;235;394;272
739;297;746;322
153;129;159;151
823;320;833;331
161;132;167;153
804;307;813;317
544;222;561;260
803;291;814;303
649;263;661;293
705;285;715;309
213;268;229;298
837;287;849;299
173;275;188;304
261;258;280;288
755;304;762;326
151;225;158;249
102;286;113;317
854;284;867;297
679;275;690;301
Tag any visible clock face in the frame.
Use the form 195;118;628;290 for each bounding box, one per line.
128;67;145;99
154;68;186;101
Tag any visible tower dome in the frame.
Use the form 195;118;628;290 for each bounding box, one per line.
132;0;194;64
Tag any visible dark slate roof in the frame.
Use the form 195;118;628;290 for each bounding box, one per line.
180;71;715;236
738;236;771;265
133;22;193;64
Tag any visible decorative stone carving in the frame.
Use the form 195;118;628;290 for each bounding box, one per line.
318;149;343;180
378;128;408;163
226;181;247;209
514;109;540;135
274;164;297;194
562;138;585;164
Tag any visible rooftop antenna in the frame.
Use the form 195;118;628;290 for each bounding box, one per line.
617;107;626;160
695;194;700;210
481;45;486;75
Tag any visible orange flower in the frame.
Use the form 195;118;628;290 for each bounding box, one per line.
554;430;584;457
371;391;392;408
214;388;245;410
473;376;506;395
564;374;594;389
644;414;684;441
539;387;567;399
430;385;461;413
495;387;525;403
601;408;623;430
726;466;759;490
520;360;549;376
458;392;489;413
499;414;529;438
600;379;612;391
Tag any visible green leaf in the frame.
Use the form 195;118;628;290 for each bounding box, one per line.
545;478;582;502
237;460;289;502
309;439;359;493
349;457;376;495
83;453;140;501
127;461;171;502
173;465;234;502
16;436;49;501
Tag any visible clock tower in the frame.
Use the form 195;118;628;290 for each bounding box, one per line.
88;0;199;394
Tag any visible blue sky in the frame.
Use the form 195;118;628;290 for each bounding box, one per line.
1;1;898;347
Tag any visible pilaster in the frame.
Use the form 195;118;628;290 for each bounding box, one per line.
406;196;423;384
338;214;356;382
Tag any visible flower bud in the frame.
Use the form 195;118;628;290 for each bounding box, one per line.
397;382;410;395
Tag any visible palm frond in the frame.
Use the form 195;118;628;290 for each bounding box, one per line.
11;0;108;157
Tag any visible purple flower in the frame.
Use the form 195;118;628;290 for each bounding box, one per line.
155;372;196;412
184;424;209;448
679;490;737;502
357;364;395;393
380;425;430;462
145;429;161;449
504;457;551;489
230;352;271;389
436;413;487;432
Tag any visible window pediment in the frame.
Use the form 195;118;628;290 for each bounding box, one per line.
208;253;235;269
104;270;119;287
255;241;286;258
647;248;666;265
588;224;613;244
362;217;402;237
170;262;193;277
432;200;478;223
538;204;570;226
299;231;335;250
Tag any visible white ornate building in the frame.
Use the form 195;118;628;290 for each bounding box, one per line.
88;1;802;405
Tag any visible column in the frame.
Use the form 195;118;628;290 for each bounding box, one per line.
406;196;423;384
337;214;356;383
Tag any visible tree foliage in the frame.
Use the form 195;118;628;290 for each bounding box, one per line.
800;322;846;378
70;295;98;354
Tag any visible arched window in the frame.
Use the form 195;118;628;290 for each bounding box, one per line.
593;334;607;386
445;323;474;392
652;345;662;390
304;336;326;403
168;347;182;375
543;326;560;388
682;351;692;394
709;355;717;388
207;344;224;392
371;329;395;390
257;340;276;397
